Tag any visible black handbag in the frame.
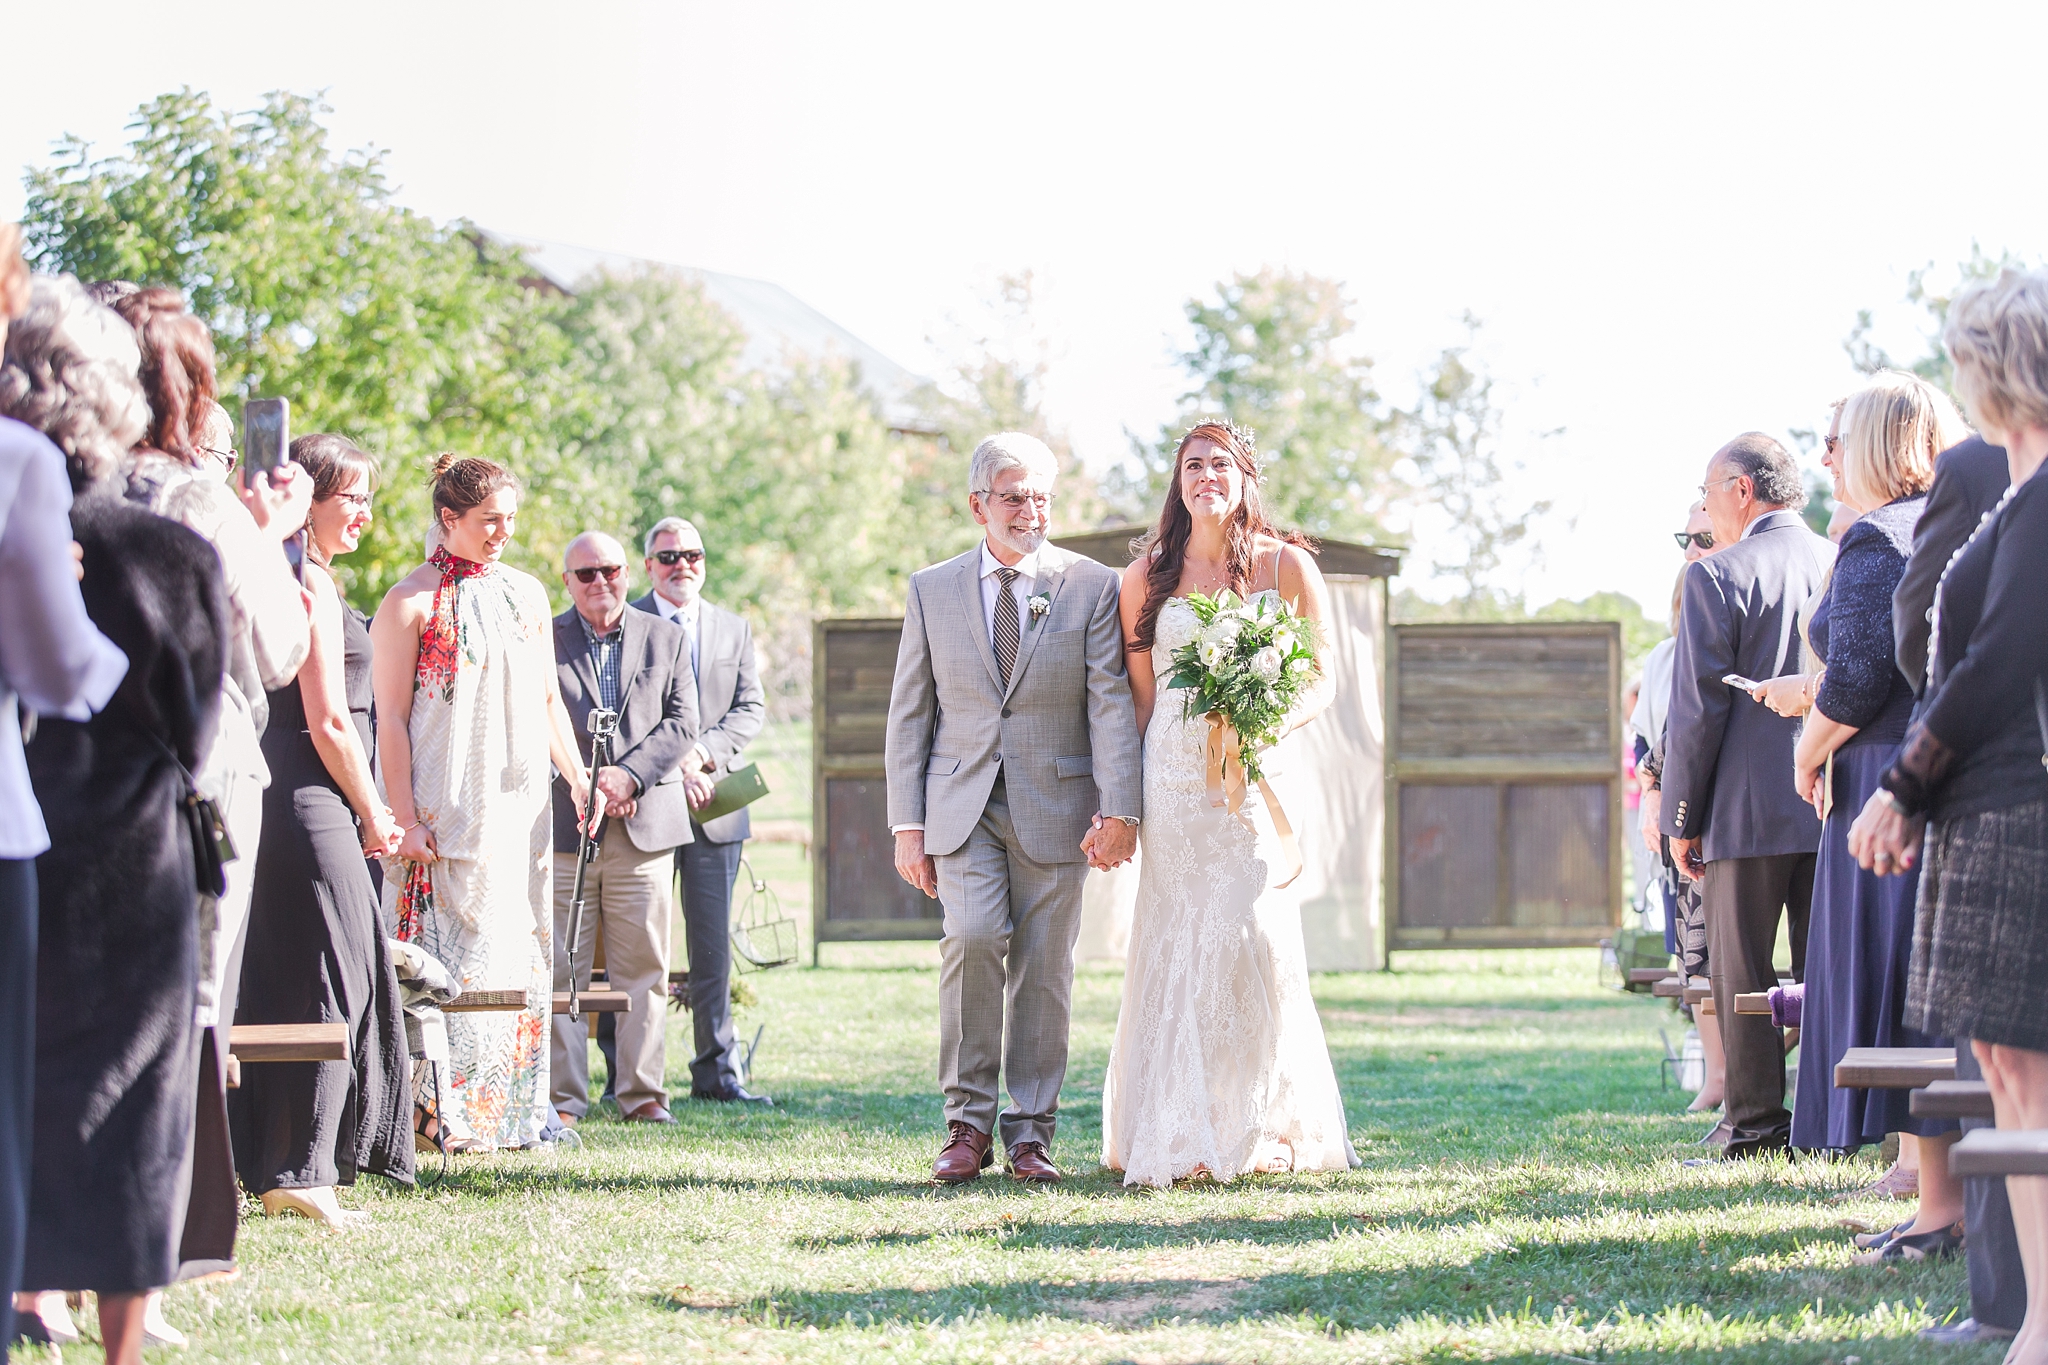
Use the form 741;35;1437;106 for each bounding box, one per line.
149;732;235;897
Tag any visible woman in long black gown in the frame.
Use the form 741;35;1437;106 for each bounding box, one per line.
230;434;412;1223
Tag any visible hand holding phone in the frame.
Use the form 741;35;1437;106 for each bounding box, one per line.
1722;673;1763;692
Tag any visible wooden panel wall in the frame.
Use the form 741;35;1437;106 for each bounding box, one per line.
813;620;944;958
1385;623;1622;950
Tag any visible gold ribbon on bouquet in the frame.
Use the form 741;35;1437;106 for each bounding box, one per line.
1203;711;1303;889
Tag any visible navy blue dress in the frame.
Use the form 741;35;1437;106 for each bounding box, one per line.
1791;495;1957;1150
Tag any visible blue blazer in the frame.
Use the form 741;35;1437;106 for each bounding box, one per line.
1662;508;1836;862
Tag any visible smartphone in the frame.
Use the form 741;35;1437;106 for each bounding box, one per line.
1723;673;1764;692
242;398;290;476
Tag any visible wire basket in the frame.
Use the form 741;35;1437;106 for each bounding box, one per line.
730;856;799;971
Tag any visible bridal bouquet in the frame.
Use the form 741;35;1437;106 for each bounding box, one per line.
1164;590;1321;786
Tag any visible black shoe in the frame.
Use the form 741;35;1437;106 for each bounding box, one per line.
1919;1317;2017;1345
691;1084;774;1106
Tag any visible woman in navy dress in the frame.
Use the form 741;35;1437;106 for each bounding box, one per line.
1767;373;1964;1257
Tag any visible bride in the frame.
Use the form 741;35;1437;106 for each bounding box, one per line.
1100;420;1359;1188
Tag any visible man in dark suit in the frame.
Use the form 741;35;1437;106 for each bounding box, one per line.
550;531;699;1126
1890;436;2024;1348
633;517;770;1105
1663;433;1836;1158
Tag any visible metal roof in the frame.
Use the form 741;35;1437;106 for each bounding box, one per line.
482;230;930;429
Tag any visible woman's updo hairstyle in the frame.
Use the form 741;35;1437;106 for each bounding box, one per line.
430;451;518;528
291;432;379;502
111;286;216;465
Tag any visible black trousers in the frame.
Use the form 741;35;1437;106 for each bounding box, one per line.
1957;1041;2027;1329
677;831;745;1094
1703;851;1813;1154
0;858;33;1348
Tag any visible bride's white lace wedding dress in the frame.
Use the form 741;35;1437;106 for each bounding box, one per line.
1101;592;1359;1188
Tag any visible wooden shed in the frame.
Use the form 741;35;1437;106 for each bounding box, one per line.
1385;622;1623;950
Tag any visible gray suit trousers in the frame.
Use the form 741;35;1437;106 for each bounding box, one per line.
935;779;1088;1152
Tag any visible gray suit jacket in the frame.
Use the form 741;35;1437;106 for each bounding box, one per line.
1663;508;1837;862
551;606;699;855
885;543;1143;865
629;593;765;844
1893;437;2010;696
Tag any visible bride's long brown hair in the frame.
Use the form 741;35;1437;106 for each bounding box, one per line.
1129;421;1311;652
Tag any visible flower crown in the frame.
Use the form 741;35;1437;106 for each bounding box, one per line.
1182;418;1258;457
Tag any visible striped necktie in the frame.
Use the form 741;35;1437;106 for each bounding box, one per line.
993;567;1020;686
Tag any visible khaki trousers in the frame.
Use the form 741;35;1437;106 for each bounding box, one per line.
550;838;673;1116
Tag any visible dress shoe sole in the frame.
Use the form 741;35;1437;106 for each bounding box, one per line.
1008;1168;1061;1184
932;1167;984;1185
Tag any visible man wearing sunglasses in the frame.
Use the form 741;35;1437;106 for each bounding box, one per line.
633;517;769;1105
549;532;700;1126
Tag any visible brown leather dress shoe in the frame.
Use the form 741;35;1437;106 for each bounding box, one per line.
621;1100;676;1124
1007;1140;1061;1183
933;1121;993;1183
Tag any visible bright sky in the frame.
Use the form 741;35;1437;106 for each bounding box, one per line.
6;1;2041;618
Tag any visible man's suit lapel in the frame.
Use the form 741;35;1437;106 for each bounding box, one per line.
613;607;647;712
1001;550;1069;702
953;552;1004;693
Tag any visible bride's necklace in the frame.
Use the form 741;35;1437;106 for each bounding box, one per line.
1180;558;1239;598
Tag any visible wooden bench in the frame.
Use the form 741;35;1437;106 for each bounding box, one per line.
1628;968;1674;985
440;988;633;1015
224;1022;351;1089
1682;982;1713;1005
1950;1129;2048;1176
1734;992;1773;1014
1652;978;1685;999
1912;1079;1996;1121
1834;1046;1955;1090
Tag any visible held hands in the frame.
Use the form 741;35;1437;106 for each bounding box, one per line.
362;806;404;860
594;765;638;819
237;463;315;542
1847;789;1924;875
893;829;938;899
1083;814;1138;871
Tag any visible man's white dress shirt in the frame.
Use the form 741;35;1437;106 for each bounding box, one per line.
650;589;701;673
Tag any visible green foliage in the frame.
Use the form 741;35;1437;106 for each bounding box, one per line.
1845;241;2033;390
1162;589;1321;784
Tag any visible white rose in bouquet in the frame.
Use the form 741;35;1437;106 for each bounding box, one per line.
1252;646;1284;682
1272;625;1297;654
1198;637;1232;671
1201;615;1243;649
1289;655;1315;675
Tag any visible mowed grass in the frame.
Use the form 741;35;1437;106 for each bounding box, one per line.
38;949;1996;1363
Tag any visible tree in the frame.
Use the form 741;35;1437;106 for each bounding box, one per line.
1845;242;2031;389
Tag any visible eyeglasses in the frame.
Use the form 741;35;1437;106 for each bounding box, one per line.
976;490;1053;511
328;492;370;512
651;549;705;567
1823;434;1842;456
1699;473;1744;497
203;445;238;472
1672;530;1714;551
571;564;624;584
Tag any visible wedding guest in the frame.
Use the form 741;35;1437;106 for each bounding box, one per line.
2;274;228;1365
1772;375;1963;1255
1851;268;2048;1355
115;289;311;1285
549;532;697;1125
0;232;128;1353
1663;433;1835;1159
229;434;413;1224
633;518;770;1105
1891;431;2021;1345
371;454;587;1153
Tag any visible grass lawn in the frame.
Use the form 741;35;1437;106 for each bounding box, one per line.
44;948;1995;1363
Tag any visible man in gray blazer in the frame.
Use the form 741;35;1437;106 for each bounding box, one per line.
886;433;1143;1184
1664;433;1836;1158
633;517;769;1104
550;532;699;1125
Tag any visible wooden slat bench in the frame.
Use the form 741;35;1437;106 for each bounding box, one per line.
438;988;631;1015
1734;992;1773;1014
1835;1046;1955;1090
225;1022;351;1089
1950;1129;2048;1177
1628;968;1674;985
1682;982;1713;1006
1652;978;1685;999
1912;1079;1996;1121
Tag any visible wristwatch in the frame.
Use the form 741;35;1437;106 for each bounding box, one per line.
1105;815;1140;827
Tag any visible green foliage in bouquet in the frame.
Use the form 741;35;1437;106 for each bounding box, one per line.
1163;590;1322;784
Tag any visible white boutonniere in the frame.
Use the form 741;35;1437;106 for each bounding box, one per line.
1026;592;1052;625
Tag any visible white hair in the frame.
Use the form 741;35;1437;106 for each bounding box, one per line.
643;516;700;557
968;432;1057;496
0;273;148;489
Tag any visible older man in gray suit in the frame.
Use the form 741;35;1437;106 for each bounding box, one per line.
886;433;1143;1185
551;532;699;1125
1664;433;1836;1159
633;517;769;1104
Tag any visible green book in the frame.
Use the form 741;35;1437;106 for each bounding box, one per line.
696;762;769;823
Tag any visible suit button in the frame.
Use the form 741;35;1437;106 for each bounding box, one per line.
1000;708;1012;719
992;753;1002;763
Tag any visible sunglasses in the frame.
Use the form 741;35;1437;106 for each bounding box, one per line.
1672;531;1714;551
651;548;705;566
571;564;624;584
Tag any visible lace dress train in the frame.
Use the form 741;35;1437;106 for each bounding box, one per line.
1101;593;1358;1188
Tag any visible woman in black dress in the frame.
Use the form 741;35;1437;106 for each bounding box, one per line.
4;276;229;1363
1852;269;2048;1358
229;433;413;1223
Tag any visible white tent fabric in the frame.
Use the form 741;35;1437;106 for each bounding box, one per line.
1075;576;1386;971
